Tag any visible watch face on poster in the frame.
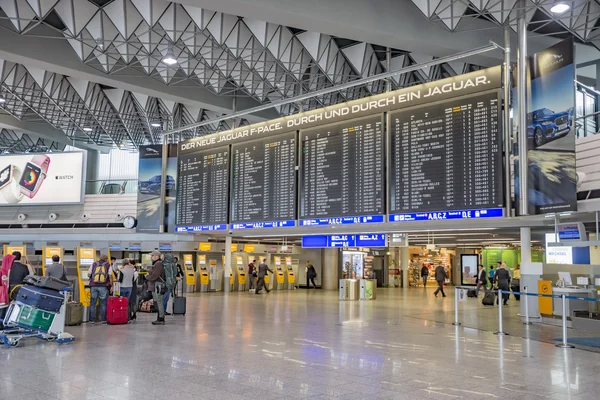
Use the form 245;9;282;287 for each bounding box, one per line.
19;162;42;191
0;165;12;188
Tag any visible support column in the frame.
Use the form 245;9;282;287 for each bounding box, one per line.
520;227;531;264
322;248;339;290
224;236;232;293
401;246;409;288
517;0;529;215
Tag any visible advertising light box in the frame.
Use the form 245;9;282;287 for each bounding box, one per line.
0;152;84;205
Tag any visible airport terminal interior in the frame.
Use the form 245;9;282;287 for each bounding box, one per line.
2;0;600;399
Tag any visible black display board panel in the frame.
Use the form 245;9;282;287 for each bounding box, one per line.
175;146;229;231
300;115;385;220
388;91;503;215
230;132;297;225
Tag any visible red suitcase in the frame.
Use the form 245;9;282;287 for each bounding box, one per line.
106;296;129;325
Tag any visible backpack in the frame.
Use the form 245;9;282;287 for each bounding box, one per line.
163;254;177;294
91;262;108;284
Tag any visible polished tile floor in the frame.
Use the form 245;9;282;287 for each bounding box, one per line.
2;288;600;400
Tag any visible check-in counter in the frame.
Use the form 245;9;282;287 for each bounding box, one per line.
553;287;595;317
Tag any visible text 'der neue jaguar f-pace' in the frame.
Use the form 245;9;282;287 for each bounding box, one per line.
528;107;573;147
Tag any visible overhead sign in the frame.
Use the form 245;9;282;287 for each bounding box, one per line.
198;242;212;251
0;152;84;205
302;234;386;248
390;208;503;222
557;222;587;241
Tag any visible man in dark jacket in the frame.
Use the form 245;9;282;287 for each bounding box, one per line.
256;258;273;294
247;259;256;291
433;264;447;298
495;263;511;306
147;250;166;325
420;263;429;287
306;261;317;289
476;265;487;295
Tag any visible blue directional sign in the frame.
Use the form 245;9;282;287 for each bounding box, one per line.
230;220;296;230
299;215;385;227
388;208;503;223
302;234;387;248
175;224;228;233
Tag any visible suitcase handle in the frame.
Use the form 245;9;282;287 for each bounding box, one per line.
42;313;52;321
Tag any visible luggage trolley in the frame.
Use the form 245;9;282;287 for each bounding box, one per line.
0;287;75;347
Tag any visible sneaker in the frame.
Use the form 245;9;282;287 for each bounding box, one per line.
89;321;96;325
101;321;107;325
165;312;172;316
152;319;165;325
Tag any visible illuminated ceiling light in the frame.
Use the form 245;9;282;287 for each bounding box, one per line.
162;48;178;65
550;3;570;13
151;123;162;127
0;97;5;103
83;127;93;132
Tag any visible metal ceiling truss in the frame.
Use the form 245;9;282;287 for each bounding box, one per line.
0;128;65;153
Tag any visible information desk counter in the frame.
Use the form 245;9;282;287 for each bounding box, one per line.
552;287;595;317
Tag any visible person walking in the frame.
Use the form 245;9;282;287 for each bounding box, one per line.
433;264;447;298
45;255;67;281
87;254;112;324
511;264;521;301
488;265;496;289
476;264;487;295
247;259;257;291
420;263;429;287
306;261;317;289
256;258;273;294
495;262;511;306
146;250;166;325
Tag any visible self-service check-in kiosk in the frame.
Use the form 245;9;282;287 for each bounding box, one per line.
223;255;234;291
209;259;220;291
198;255;209;292
271;256;281;290
285;256;295;289
76;247;95;322
236;256;247;291
182;254;196;293
42;246;63;277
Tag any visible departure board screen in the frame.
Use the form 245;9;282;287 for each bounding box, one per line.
389;91;504;222
175;146;229;232
300;115;385;226
230;132;296;229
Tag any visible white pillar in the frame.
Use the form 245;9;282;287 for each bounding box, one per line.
401;246;409;288
520;227;531;264
224;236;232;292
322;249;339;290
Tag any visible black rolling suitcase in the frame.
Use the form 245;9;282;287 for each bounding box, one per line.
467;289;477;298
172;282;186;316
482;291;495;306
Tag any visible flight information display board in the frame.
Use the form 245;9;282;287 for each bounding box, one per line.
175;146;229;232
230;132;296;229
300;115;385;226
389;91;504;222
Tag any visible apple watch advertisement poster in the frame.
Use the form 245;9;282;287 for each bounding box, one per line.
0;152;84;205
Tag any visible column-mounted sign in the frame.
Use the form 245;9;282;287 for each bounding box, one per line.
302;234;386;248
557;222;587;241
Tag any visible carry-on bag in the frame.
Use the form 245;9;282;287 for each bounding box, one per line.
482;291;495;306
139;300;156;313
65;302;83;326
16;285;64;313
172;282;186;316
106;296;129;325
467;289;477;298
24;275;69;292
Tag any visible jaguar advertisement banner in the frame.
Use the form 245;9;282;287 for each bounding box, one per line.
514;38;577;215
136;145;178;233
0;152;84;205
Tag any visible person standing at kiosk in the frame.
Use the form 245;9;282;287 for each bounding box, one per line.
247;259;256;291
256;258;273;294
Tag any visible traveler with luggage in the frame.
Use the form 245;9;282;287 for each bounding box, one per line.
433;264;447;298
128;259;139;320
146;250;166;325
161;254;178;315
476;264;487;295
256;258;273;294
495;262;511;306
87;254;112;324
306;261;317;289
0;253;17;330
511;264;521;301
488;265;496;289
247;259;257;291
45;255;67;281
119;259;137;316
420;263;429;287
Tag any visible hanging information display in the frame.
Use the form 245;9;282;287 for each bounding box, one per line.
300;115;385;226
175;146;229;232
230;132;296;229
302;234;387;248
389;92;504;222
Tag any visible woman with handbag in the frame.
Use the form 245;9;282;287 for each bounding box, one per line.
511;264;521;301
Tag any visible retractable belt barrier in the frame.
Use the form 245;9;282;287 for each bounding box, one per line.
453;286;599;349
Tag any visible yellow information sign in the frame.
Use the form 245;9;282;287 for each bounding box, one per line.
42;246;63;276
199;255;209;285
230;244;238;252
236;256;247;284
285;256;295;284
244;244;255;253
199;242;212;251
538;280;553;315
183;254;195;286
3;244;26;257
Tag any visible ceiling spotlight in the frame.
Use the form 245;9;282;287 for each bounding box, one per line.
550;3;570;13
83;127;93;132
0;98;5;103
162;49;178;65
151;122;162;127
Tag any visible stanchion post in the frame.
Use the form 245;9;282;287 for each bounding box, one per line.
452;287;461;326
556;294;574;348
494;288;508;335
523;286;531;325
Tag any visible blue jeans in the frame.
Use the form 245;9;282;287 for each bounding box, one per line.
89;286;109;322
120;287;132;300
163;290;169;313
